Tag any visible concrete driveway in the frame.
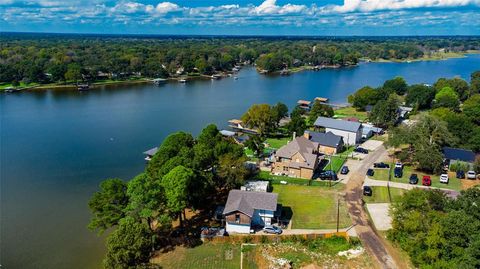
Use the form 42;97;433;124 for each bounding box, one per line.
360;140;384;151
366;203;392;231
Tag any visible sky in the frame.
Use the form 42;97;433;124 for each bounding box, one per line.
1;0;480;36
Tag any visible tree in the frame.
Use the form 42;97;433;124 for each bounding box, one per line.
347;86;378;109
413;142;444;173
161;166;194;226
103;216;153;269
125;173;164;230
443;112;475;148
471;71;480;94
217;153;248;189
308;100;334;124
287;107;307;136
434;77;469;100
383;76;408;95
88;178;128;234
369;94;399;128
241;104;274;135
271;102;289;127
405;84;435;110
245;135;265;157
462;94;480;124
433;87;460;110
64;62;82;82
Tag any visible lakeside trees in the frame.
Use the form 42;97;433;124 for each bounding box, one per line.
88;124;249;268
2;34;479;86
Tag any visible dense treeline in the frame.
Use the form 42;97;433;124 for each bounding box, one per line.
1;34;479;85
88;124;251;268
348;71;480;173
389;188;480;269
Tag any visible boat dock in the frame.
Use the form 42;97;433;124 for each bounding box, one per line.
143;147;158;161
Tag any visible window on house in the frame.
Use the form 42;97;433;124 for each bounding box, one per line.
283;166;289;171
235;214;240;223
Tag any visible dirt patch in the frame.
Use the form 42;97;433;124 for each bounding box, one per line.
461;179;480;190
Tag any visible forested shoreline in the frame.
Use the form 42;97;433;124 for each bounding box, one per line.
1;34;479;88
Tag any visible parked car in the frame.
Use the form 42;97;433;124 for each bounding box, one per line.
395;162;403;169
340;166;349;175
319;170;338;180
374;162;390;168
394;167;403;178
467;170;477;179
440;174;449;184
363;186;373;196
422;175;431;186
354;147;369;154
409;174;418;184
263;225;282;234
367;169;375;176
456;170;465;179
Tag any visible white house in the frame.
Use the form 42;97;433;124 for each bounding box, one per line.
313;116;362;145
223;190;278;234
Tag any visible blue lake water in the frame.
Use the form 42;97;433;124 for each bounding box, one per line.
1;54;479;269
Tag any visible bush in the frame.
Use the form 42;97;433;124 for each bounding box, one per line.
243;236;253;243
449;161;470;172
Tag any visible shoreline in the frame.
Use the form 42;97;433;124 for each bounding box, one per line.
2;51;479;93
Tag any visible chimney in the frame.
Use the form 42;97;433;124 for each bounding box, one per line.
303;131;310;140
293;132;296;140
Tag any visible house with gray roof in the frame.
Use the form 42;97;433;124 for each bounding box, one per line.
272;136;320;179
303;130;344;155
223;190;278;234
313;116;362;145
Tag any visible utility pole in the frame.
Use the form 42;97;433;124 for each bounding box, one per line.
336;198;340;232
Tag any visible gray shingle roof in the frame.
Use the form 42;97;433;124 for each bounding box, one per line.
143;147;158;156
314;116;362;132
275;136;318;169
223;190;278;217
305;131;343;148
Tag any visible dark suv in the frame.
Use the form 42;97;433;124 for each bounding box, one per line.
374;162;390;168
394;167;403;178
409;174;418;184
456;170;465;179
354;147;369;154
319;170;338;180
363;186;373;196
340;166;349;175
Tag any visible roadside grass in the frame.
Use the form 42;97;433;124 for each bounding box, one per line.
363;186;406;203
334;107;368;121
242;244;259;269
371;166;462;191
255;171;344;189
152;242;240;269
272;184;351;229
265;137;290;149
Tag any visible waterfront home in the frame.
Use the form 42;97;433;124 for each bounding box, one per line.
228;119;259;135
314;97;329;103
272;136;320;179
297;100;312;110
303;130;344;155
314;116;362;145
442;147;476;167
223;190;279;234
143;147;158;161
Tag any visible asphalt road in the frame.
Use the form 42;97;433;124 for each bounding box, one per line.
345;144;398;269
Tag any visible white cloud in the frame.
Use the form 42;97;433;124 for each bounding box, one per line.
254;0;306;14
155;2;180;14
325;0;480;13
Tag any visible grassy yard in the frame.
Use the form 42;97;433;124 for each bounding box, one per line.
255;171;344;189
0;81;39;90
371;166;462;191
152;242;240;269
265;137;290;149
334;107;368;121
363;186;407;203
272;184;351;229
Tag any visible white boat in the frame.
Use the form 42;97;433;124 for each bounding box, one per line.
153;78;167;85
234;76;238;80
179;79;187;83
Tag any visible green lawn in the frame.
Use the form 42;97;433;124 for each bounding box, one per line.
329;156;346;173
153;242;240;269
265;137;290;149
334;107;368;121
272;184;351;229
335;146;356;159
370;166;462;191
363;186;407;203
255;171;344;189
0;81;39;90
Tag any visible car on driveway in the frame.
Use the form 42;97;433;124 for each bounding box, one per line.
354;147;369;154
367;169;375;176
340;166;349;175
467;170;477;179
263;225;282;234
363;186;373;196
394;167;403;178
456;170;465;179
440;174;449;184
374;162;390;168
319;170;338;180
409;174;418;184
422;175;431;186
